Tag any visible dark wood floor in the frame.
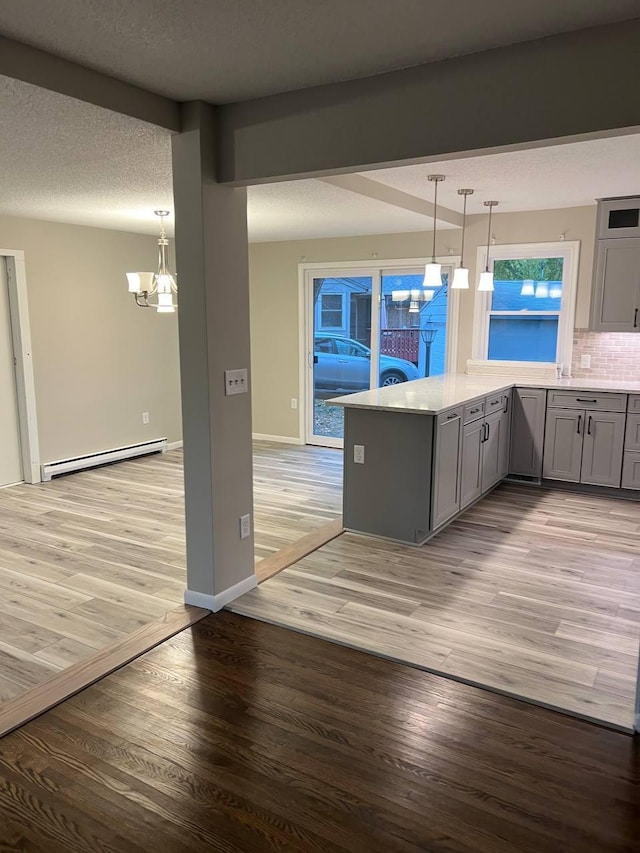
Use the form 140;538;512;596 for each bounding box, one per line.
0;612;637;853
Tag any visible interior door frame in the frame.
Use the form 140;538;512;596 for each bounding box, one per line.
299;256;460;448
1;250;41;484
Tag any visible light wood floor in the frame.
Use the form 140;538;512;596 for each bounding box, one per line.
0;442;342;704
230;483;640;730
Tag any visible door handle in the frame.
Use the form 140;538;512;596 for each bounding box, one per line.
577;414;582;434
587;415;592;435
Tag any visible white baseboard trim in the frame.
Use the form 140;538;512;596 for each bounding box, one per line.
184;573;258;612
166;440;184;450
252;432;304;445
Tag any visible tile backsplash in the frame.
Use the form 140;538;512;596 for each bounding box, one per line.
571;330;640;380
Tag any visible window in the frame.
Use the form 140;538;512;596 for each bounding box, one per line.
473;242;579;370
319;293;344;329
334;338;369;357
314;336;334;353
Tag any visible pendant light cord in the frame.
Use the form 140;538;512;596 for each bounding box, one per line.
460;194;467;268
431;180;438;263
485;203;494;272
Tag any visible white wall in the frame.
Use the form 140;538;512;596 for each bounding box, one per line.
0;215;182;463
249;205;597;440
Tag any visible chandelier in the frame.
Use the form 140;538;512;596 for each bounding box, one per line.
126;211;177;313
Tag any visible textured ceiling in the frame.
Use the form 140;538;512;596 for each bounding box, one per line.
0;0;638;103
361;136;640;216
2;77;640;242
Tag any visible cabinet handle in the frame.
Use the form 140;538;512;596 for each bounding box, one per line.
635;308;638;329
470;407;480;414
587;415;592;435
491;399;500;405
576;398;597;403
447;413;458;420
577;415;582;435
504;395;509;413
486;423;490;441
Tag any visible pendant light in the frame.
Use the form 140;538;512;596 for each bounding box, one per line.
126;211;178;312
452;188;473;289
520;279;535;296
423;175;445;290
478;200;499;291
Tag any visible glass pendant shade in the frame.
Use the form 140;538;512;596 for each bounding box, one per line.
423;262;442;288
157;292;175;313
423;289;435;301
156;273;176;294
451;267;470;290
126;271;155;294
478;271;494;292
535;282;549;299
549;284;562;299
520;279;535;296
391;289;410;302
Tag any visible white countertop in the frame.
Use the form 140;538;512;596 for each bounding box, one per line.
329;374;640;415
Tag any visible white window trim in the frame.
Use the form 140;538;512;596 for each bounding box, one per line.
0;249;41;483
471;241;580;373
298;256;460;446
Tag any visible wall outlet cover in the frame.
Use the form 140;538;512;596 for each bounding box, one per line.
240;513;251;539
580;354;591;369
354;444;365;464
142;412;150;424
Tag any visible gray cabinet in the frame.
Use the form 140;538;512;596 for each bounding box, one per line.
543;408;583;483
622;453;640;490
460;418;484;509
431;408;463;529
590;238;640;332
509;388;546;478
580;411;625;488
498;397;512;480
481;409;503;492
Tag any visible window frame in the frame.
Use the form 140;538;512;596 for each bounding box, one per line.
318;291;345;330
471;241;580;372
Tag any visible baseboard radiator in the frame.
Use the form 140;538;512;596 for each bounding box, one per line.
41;438;168;482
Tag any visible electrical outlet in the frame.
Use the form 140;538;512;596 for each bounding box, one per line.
580;354;591;369
291;398;298;410
142;412;150;424
354;444;365;464
225;368;248;396
239;513;251;540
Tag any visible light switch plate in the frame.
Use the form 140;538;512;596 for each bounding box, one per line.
225;368;248;396
580;354;591;369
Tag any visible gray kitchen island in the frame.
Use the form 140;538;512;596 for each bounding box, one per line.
331;373;640;545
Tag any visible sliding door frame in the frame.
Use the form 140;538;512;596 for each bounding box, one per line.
299;256;460;447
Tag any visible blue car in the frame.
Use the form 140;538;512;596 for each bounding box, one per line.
314;334;419;392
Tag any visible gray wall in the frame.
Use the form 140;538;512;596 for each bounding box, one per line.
1;215;182;462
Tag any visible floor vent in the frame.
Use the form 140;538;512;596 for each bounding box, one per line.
505;473;541;484
41;438;167;482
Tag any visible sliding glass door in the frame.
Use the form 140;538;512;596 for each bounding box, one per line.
305;262;454;447
309;274;374;446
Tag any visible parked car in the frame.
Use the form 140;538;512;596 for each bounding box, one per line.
314;334;419;392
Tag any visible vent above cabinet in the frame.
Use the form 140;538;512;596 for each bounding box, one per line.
597;196;640;239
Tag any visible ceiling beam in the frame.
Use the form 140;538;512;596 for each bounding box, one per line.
320;174;462;226
217;19;640;184
0;34;180;132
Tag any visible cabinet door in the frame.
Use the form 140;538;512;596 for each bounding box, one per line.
481;409;503;493
581;411;625;488
431;410;462;529
509;388;546;478
621;452;640;490
498;399;512;481
460;419;484;509
590;239;640;332
542;408;583;482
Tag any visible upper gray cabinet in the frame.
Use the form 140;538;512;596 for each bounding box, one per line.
590;197;640;332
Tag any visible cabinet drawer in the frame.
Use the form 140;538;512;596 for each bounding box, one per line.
625;413;640;452
621;451;640;490
628;395;640;413
485;393;505;415
437;406;463;426
547;391;627;412
463;400;485;424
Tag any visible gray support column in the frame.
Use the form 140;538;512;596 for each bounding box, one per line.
171;101;256;611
